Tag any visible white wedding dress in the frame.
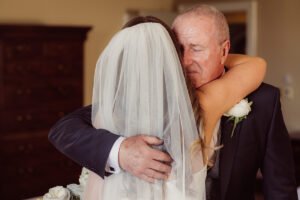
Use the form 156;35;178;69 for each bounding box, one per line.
83;22;207;200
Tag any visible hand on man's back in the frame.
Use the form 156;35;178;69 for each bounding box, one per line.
118;135;172;183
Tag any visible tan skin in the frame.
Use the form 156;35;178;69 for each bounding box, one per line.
119;15;266;182
199;55;266;164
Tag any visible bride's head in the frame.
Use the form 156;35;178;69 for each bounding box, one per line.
91;16;197;137
122;16;182;62
92;16;204;187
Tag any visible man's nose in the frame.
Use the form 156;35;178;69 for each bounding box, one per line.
183;51;193;67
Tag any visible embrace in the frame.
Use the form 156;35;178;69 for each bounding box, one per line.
49;5;297;200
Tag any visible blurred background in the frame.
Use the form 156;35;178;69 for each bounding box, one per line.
0;0;299;199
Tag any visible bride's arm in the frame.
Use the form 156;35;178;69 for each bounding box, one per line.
197;54;266;164
198;54;267;117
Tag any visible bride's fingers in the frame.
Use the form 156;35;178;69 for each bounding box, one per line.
149;160;171;174
144;168;168;181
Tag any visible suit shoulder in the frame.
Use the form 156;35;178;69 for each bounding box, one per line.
247;83;280;115
255;82;279;94
248;82;279;100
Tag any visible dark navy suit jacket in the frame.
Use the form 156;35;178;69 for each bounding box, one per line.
48;83;298;200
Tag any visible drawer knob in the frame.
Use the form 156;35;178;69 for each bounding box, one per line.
17;89;23;95
16;115;23;122
16;45;25;51
57;64;65;71
18;168;25;175
26;89;32;95
17;167;34;175
27;167;33;173
16;89;31;95
25;114;32;120
58;112;65;118
18;145;25;152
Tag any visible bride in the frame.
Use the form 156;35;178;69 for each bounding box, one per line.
83;16;266;200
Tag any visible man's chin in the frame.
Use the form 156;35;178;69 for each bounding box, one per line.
188;75;205;89
191;80;207;89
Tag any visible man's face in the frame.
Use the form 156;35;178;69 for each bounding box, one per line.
173;15;225;88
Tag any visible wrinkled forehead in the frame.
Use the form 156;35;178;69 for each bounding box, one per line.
173;15;217;45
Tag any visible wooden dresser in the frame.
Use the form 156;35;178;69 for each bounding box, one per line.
0;25;91;199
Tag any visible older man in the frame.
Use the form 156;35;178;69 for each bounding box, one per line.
173;5;297;200
49;5;297;200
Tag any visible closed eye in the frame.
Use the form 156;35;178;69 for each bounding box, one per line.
190;44;205;52
191;47;203;52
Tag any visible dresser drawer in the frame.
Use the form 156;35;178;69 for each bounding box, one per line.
43;41;82;58
0;105;81;132
42;59;82;77
0;130;81;199
4;59;82;79
4;60;41;76
0;152;81;200
0;134;53;159
4;40;43;60
0;151;79;179
3;80;82;109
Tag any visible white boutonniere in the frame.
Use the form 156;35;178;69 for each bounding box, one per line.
223;98;253;137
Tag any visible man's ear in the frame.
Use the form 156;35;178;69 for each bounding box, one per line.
220;40;230;65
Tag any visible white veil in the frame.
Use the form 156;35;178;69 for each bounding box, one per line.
89;22;206;200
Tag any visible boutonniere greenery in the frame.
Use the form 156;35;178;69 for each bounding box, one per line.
223;98;253;137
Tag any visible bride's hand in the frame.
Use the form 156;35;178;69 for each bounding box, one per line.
119;135;172;183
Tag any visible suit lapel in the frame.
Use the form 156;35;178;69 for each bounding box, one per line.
219;116;243;200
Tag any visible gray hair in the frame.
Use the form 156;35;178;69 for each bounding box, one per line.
178;4;230;44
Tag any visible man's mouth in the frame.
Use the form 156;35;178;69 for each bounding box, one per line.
186;70;198;74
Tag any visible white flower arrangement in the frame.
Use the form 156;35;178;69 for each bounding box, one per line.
43;186;70;200
67;167;89;199
43;168;89;200
223;98;253;137
78;167;89;187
